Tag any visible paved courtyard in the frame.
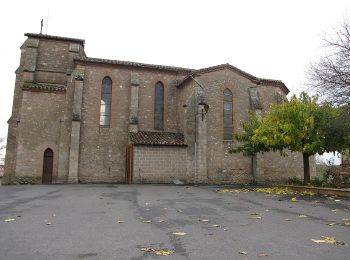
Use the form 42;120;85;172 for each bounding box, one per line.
0;184;349;260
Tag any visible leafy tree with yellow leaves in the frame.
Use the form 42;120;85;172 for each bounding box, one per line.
232;92;349;183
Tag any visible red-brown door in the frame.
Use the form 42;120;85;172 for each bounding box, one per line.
42;148;53;184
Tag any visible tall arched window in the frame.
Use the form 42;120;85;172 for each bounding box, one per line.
100;77;112;127
223;89;233;140
154;81;164;130
42;148;53;184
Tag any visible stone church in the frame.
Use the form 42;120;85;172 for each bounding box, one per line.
3;33;312;185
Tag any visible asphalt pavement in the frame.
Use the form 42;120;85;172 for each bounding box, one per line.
0;184;349;260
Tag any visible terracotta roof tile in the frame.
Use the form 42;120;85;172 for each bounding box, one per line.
129;131;187;146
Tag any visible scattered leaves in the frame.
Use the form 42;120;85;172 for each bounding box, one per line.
142;247;174;256
254;187;315;196
221;187;316;196
311;236;346;245
219;188;250;193
172;232;187;236
4;218;15;222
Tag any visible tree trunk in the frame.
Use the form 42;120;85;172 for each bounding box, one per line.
251;155;257;184
303;153;310;184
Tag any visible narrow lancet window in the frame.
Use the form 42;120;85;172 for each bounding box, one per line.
154;82;164;130
100;77;112;127
223;89;233;140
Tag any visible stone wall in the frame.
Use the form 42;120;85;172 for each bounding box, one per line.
77;63;188;183
133;146;187;183
257;152;315;183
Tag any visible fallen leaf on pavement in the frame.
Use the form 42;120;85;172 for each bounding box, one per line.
172;232;187;236
298;215;307;218
253;216;262;219
332;209;340;212
46;222;51;225
334;199;341;202
4;218;15;222
142;220;151;223
212;224;221;227
199;219;209;222
343;218;350;226
291;197;298;202
327;223;337;226
117;220;124;223
142;247;174;256
311;236;346;245
258;252;269;257
238;251;248;255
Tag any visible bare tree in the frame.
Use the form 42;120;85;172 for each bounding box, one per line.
308;19;350;106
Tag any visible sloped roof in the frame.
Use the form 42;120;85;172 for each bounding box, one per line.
129;131;187;146
75;57;193;73
177;63;289;94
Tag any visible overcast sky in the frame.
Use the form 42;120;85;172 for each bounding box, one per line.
0;0;349;162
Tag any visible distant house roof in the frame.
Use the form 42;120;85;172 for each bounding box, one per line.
25;33;85;45
177;63;289;94
129;131;187;146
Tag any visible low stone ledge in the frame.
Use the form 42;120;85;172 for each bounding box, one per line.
282;185;350;197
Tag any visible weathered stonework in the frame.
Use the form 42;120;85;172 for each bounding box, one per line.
3;33;315;185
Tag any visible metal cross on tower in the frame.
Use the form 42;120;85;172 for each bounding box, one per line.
40;19;43;34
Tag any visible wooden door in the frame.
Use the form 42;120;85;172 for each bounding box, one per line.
42;148;53;184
